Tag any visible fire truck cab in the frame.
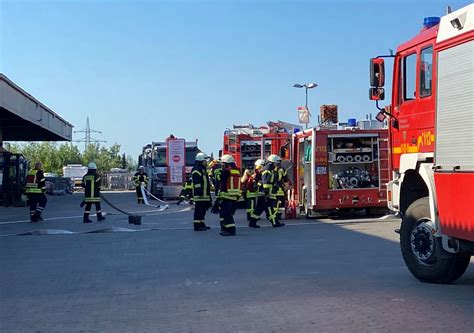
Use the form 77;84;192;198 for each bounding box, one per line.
369;4;474;283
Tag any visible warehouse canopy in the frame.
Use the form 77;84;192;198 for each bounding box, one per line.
0;74;73;142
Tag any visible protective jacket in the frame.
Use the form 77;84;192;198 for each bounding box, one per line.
260;164;276;198
25;169;46;194
192;164;211;201
219;165;241;201
82;171;102;203
134;171;148;187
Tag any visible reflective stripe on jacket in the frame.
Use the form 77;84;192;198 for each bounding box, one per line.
219;167;241;200
25;169;45;194
192;165;211;201
134;172;148;187
83;172;102;202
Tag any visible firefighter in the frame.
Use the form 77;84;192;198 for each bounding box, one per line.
134;166;148;204
242;159;265;228
209;159;222;214
274;158;291;220
82;163;105;223
218;154;241;236
249;154;285;228
191;152;212;231
208;159;222;196
177;176;193;205
24;162;47;222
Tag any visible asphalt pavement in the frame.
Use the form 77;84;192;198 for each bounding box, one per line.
0;192;473;332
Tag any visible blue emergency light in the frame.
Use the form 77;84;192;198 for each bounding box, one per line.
423;17;440;29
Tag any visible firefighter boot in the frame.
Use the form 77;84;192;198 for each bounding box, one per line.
30;212;39;222
97;213;106;222
248;218;260;228
220;229;236;237
194;223;207;231
83;213;93;223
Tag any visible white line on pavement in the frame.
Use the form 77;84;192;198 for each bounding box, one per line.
0;207;192;225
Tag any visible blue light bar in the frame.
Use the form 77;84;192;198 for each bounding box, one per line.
423;17;440;29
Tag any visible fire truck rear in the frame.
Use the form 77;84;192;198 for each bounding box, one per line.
222;121;300;171
369;4;474;283
292;110;389;217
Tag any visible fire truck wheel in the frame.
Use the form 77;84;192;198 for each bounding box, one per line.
400;197;471;284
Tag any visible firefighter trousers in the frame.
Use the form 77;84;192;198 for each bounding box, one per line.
219;199;236;235
245;196;256;222
275;195;286;219
27;193;47;221
84;202;104;221
136;186;144;204
194;201;210;230
250;196;277;226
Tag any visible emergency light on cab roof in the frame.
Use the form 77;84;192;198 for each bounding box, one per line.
423;17;441;29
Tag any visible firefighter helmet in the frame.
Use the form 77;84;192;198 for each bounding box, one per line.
254;159;265;167
195;152;208;161
88;162;97;170
139;165;145;171
220;154;235;164
267;154;282;163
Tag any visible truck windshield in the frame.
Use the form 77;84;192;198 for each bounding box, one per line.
154;148;167;167
186;147;198;166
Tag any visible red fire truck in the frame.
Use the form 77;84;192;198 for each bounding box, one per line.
222;121;301;170
292;121;389;218
369;4;473;283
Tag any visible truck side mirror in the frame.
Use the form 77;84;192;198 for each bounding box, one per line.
370;58;385;87
375;111;386;122
369;87;385;101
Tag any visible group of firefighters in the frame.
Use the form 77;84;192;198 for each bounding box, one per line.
183;152;290;237
25;162;106;223
24;152;290;233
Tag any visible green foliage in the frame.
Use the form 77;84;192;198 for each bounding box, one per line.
5;142;129;174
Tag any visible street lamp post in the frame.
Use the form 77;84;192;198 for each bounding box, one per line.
293;83;318;129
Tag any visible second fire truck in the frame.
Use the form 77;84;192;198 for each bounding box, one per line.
369;4;473;283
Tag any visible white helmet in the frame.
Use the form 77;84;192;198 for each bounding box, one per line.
267;154;282;163
88;162;97;170
220;154;235;164
139;165;145;170
254;159;265;167
195;152;208;161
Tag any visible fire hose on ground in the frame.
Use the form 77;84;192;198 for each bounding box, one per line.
100;185;169;225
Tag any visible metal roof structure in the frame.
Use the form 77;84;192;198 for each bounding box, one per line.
0;74;73;143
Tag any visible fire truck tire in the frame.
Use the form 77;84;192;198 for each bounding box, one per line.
400;197;471;284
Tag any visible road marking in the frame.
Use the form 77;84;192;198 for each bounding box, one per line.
0;207;192;225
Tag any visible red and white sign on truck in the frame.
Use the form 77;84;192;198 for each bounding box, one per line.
369;4;474;283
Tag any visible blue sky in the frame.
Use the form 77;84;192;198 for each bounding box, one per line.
1;0;471;158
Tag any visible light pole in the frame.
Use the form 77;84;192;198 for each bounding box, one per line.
293;83;318;128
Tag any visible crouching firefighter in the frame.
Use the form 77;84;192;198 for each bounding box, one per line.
134;165;148;204
191;153;212;231
218;155;241;236
24;162;47;222
82;163;105;223
177;177;193;205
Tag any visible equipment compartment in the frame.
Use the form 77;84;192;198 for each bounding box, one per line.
328;136;380;189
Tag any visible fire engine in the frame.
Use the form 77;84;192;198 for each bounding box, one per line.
222;121;301;171
139;136;200;198
292;115;389;217
369;4;473;283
